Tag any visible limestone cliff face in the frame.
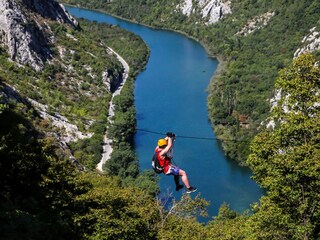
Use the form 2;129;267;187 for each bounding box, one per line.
178;0;231;24
266;28;320;129
294;27;320;58
0;0;77;71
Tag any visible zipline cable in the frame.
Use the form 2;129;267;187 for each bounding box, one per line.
136;127;250;142
15;104;254;144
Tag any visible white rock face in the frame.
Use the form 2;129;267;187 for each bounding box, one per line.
180;0;193;16
294;27;320;57
0;0;44;71
0;0;77;71
266;27;320;129
264;27;320;130
28;98;93;143
199;0;231;24
178;0;231;24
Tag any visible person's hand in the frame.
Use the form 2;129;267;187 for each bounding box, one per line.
166;132;176;140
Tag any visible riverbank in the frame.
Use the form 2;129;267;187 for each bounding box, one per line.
96;47;130;172
62;2;229;150
63;3;224;60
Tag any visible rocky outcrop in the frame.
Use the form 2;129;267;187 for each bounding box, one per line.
294;27;320;58
1;82;88;171
102;68;123;93
1;81;93;144
265;27;320;128
180;0;193;16
0;0;78;71
102;48;125;92
28;98;93;143
237;12;275;36
178;0;231;24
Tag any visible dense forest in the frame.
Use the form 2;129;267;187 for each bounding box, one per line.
61;0;320;164
1;0;320;239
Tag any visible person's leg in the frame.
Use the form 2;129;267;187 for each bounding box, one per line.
174;174;180;186
179;169;197;193
174;175;183;191
178;169;191;189
170;166;183;191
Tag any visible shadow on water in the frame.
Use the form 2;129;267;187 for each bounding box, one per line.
135;113;145;121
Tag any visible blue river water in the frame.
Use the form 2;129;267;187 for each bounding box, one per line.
66;6;263;220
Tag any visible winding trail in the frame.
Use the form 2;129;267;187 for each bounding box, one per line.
96;47;130;172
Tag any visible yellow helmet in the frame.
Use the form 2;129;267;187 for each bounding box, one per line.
158;139;167;147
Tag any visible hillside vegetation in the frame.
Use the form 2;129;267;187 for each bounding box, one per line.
0;15;149;170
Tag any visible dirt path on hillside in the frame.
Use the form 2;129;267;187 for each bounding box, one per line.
96;47;130;172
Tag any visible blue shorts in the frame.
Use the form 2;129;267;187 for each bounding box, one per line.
165;165;180;176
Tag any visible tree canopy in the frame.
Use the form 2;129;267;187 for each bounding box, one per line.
247;53;320;239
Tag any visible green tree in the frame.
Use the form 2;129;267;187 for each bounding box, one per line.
123;170;160;196
155;193;209;240
0;104;80;239
247;53;320;239
104;142;139;178
72;173;159;240
205;203;250;239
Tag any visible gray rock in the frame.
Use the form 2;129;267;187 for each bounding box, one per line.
0;0;78;71
178;0;231;24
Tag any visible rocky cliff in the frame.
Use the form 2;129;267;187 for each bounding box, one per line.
294;27;320;58
178;0;231;24
265;26;320;128
0;0;78;71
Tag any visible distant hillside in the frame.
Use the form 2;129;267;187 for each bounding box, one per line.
0;0;149;169
61;0;320;163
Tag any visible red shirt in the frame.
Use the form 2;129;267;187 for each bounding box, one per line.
155;147;171;174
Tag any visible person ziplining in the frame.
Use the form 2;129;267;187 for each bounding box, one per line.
153;132;197;193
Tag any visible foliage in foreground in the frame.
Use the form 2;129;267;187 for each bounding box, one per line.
247;53;320;239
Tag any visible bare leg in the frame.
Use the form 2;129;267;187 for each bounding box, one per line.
179;169;190;189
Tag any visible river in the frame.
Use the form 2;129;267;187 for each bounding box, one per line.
66;6;263;220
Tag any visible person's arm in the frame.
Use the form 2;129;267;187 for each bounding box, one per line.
160;136;172;156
